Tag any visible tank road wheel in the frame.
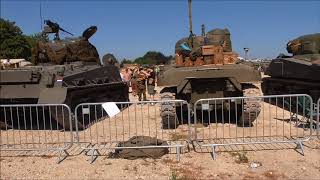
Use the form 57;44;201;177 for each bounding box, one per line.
49;106;79;130
238;101;261;126
239;86;262;126
160;93;179;129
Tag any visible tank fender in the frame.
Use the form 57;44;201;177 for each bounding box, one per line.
228;77;242;91
177;78;191;94
38;88;67;104
160;86;177;94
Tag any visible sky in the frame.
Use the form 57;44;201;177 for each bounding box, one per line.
1;0;319;60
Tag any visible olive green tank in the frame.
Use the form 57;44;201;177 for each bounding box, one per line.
158;0;261;129
262;33;320;101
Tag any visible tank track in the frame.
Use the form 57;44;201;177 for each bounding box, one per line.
159;85;262;128
160;93;179;129
240;85;262;126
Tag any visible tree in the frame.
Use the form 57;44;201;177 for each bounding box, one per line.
133;51;171;65
25;32;49;49
0;18;31;60
120;58;133;67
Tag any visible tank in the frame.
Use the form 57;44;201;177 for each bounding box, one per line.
158;0;261;129
262;33;320;102
0;20;129;130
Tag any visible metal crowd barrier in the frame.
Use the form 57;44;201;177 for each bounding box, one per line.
317;98;320;139
74;100;189;163
192;94;314;159
0;104;73;163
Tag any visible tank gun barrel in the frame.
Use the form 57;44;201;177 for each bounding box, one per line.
59;27;74;36
43;20;74;36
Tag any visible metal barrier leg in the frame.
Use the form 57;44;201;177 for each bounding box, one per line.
87;149;100;164
176;146;181;162
210;145;217;160
57;149;69;164
295;140;305;156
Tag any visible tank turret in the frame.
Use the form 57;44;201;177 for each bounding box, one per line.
32;20;100;65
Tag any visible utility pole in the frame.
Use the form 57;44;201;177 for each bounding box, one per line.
201;24;205;37
244;48;249;60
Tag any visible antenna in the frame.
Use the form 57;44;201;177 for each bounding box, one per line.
39;0;43;30
188;0;194;48
188;0;193;35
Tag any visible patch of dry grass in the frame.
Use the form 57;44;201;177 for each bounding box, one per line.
161;158;178;165
169;166;202;180
229;152;249;164
169;132;188;141
262;170;287;180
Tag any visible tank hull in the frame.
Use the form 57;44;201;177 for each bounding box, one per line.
0;64;129;130
261;77;320;101
262;56;320;101
158;64;262;128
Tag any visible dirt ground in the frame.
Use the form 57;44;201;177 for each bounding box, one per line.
1;84;320;179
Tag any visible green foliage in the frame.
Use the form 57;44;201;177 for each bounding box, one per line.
120;58;134;67
0;18;48;61
121;58;133;64
25;32;49;49
133;51;172;65
169;170;178;180
0;18;31;60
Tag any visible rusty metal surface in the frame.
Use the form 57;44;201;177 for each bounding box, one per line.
32;20;100;65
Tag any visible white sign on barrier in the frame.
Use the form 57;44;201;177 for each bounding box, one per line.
202;103;210;110
82;108;90;114
102;102;120;118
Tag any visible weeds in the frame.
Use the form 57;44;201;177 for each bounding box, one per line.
169;170;178;180
168;165;202;180
161;158;177;165
229;152;249;164
169;132;188;141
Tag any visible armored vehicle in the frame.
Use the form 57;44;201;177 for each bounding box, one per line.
262;33;320;102
0;21;129;130
158;0;261;128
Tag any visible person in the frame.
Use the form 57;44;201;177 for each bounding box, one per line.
3;59;11;69
125;68;132;82
119;68;125;82
154;66;160;85
147;68;156;101
131;67;139;97
136;68;149;101
121;68;131;82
